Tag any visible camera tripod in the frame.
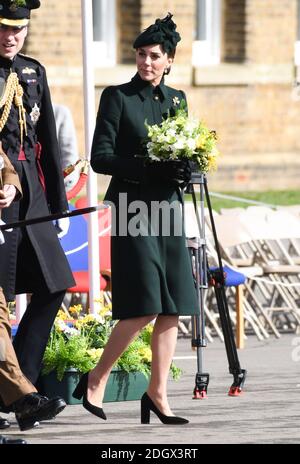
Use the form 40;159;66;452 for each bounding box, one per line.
184;172;247;399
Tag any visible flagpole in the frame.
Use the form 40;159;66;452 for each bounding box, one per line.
81;0;100;313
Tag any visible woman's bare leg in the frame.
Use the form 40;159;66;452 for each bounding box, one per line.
147;315;179;415
87;315;155;407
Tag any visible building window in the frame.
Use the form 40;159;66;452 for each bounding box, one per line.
193;0;221;66
295;0;300;65
93;0;116;66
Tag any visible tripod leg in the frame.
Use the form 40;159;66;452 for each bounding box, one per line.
185;175;247;397
213;279;247;395
188;240;210;399
203;177;247;395
191;315;209;399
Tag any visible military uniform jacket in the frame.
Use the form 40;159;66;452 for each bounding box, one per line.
91;73;198;319
0;54;75;300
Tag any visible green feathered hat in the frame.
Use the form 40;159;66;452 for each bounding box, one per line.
133;13;181;54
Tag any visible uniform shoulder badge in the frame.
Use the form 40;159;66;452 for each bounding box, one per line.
22;67;36;75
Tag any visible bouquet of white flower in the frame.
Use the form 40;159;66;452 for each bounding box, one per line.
145;106;220;173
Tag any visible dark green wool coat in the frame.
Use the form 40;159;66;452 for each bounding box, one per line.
91;73;198;319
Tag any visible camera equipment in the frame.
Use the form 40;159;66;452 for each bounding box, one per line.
184;172;247;398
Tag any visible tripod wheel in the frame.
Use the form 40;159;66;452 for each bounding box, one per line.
193;388;208;399
228;386;243;397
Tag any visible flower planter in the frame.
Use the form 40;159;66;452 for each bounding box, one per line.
37;369;148;405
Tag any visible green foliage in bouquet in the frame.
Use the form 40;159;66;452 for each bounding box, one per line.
145;101;220;172
42;304;181;381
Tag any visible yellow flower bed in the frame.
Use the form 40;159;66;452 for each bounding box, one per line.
42;303;181;381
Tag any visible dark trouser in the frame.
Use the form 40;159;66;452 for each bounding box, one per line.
0;288;36;406
13;289;65;385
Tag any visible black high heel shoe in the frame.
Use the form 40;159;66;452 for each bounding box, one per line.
73;372;107;420
141;392;189;425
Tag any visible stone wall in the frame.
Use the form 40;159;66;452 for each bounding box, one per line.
223;0;246;62
23;1;84;155
118;0;141;63
245;0;297;65
21;0;300;191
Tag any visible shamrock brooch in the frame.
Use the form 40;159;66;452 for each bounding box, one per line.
172;96;180;106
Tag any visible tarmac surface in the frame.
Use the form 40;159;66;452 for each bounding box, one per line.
1;332;300;445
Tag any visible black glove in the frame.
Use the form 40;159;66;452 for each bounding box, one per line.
187;160;200;173
145;159;192;187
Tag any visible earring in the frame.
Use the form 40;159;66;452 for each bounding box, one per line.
164;67;170;75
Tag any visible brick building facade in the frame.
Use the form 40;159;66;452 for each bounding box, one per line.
24;0;300;191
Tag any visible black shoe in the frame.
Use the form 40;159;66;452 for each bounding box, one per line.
73;372;107;420
0;417;10;430
0;435;27;445
141;392;189;425
0;397;12;414
13;393;66;431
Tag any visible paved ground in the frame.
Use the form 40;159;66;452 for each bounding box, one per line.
1;332;300;445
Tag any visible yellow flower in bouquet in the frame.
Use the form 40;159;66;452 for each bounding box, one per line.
145;105;220;173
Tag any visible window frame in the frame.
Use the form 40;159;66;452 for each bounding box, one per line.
92;0;116;67
193;0;222;66
295;0;300;65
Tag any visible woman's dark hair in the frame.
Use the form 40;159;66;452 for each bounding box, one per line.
164;47;176;75
168;48;176;59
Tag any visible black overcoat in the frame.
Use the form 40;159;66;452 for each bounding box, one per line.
0;54;75;301
91;73;198;319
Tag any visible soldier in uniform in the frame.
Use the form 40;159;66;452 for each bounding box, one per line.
0;0;75;403
0;150;66;432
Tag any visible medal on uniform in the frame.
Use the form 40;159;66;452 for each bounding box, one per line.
30;103;40;125
22;67;36;75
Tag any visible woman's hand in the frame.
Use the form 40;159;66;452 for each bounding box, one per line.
145;159;191;186
0;184;17;209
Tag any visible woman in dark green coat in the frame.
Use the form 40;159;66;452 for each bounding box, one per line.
73;14;198;424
